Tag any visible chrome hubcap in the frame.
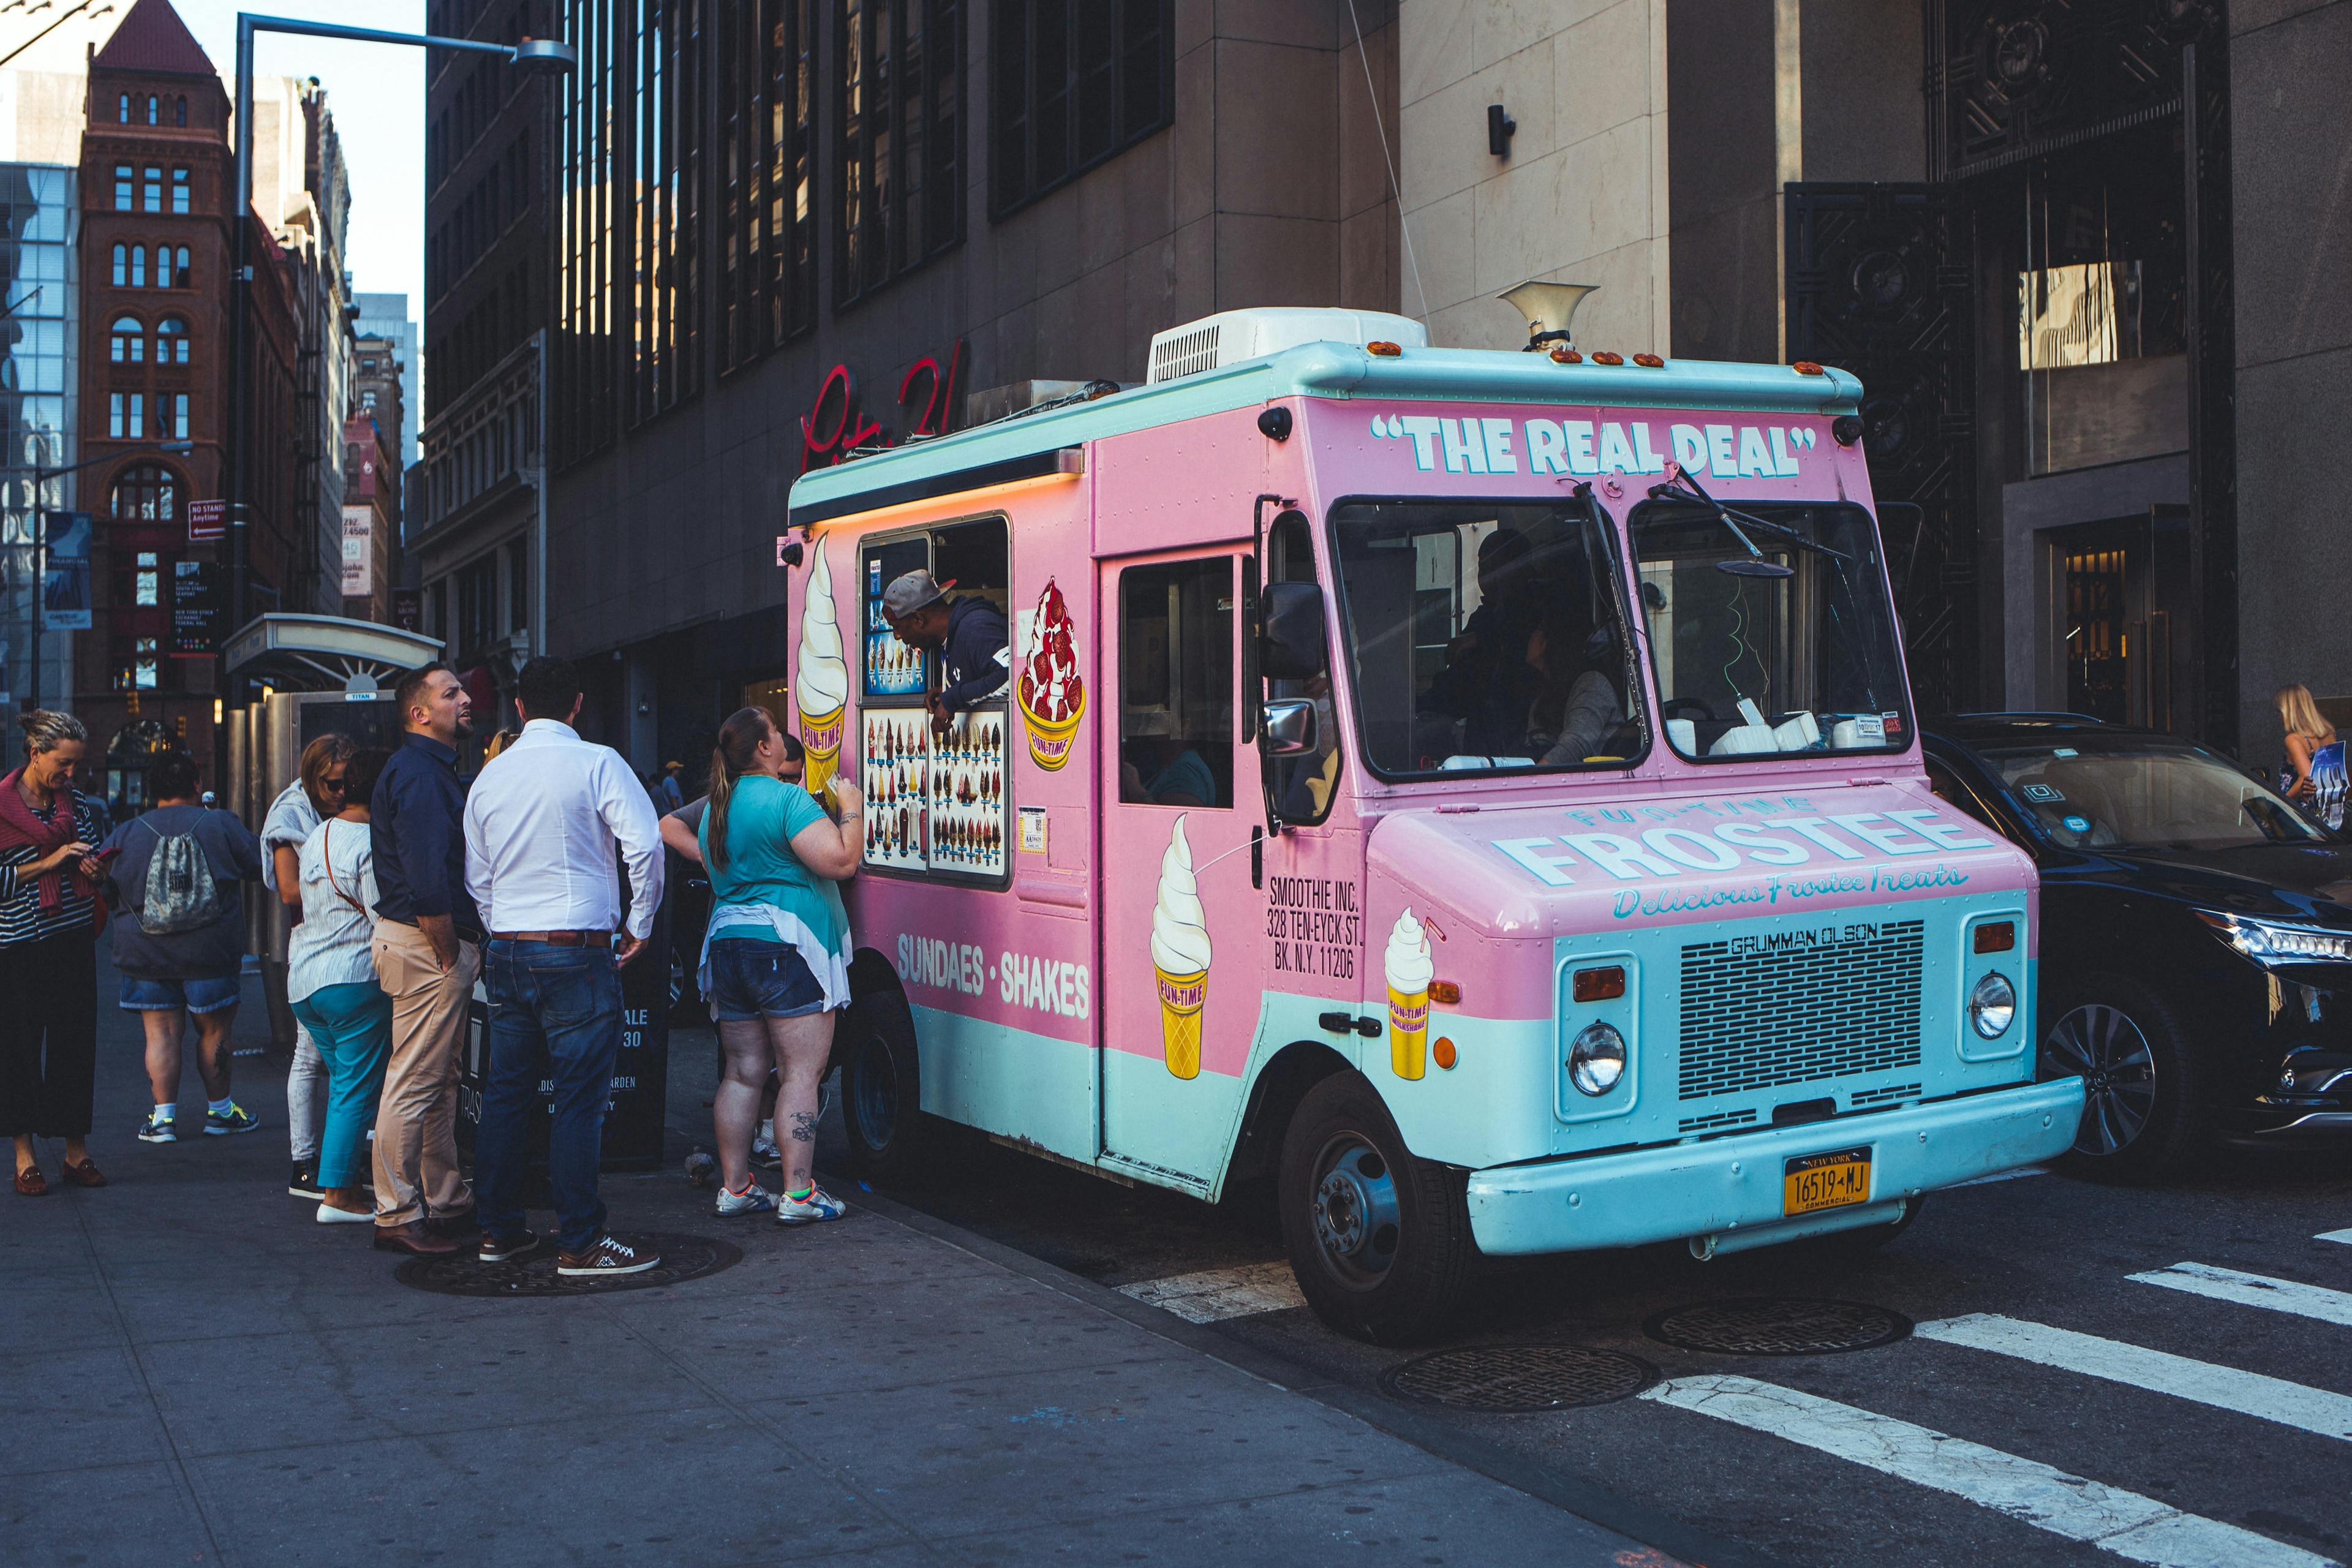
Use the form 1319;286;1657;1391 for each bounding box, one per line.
1310;1137;1401;1285
2043;1003;2157;1156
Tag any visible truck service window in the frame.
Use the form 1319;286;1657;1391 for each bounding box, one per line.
859;518;1013;882
1330;500;1643;778
1631;500;1909;760
1118;558;1234;809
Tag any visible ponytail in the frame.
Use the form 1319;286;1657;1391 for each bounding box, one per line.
704;707;773;873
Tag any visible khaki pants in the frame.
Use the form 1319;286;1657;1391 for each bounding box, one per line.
371;922;479;1227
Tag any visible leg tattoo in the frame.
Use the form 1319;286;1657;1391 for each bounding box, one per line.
788;1111;818;1144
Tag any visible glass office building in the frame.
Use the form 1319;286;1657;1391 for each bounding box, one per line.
0;164;79;710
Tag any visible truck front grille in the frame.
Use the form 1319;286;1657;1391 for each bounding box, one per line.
1677;919;1924;1100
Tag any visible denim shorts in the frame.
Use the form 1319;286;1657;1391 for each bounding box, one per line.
706;937;826;1022
121;974;242;1014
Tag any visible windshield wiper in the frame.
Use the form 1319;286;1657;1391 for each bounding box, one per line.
1647;470;1852;564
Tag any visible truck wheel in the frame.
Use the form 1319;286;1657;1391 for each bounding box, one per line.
2038;973;2202;1183
837;985;930;1180
1278;1074;1476;1345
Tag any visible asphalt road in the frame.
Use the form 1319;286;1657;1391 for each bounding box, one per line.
665;1030;2352;1567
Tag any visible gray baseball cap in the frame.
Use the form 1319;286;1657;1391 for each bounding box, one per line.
882;569;953;621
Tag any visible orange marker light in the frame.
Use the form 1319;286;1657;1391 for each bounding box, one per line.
1429;980;1461;1005
1792;360;1826;375
1433;1036;1458;1070
1572;966;1626;1003
1632;353;1664;368
1549;346;1583;364
1591;350;1625;366
1973;921;2016;954
1366;340;1403;357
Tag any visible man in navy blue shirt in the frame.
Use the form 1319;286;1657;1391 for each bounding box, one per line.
368;663;481;1257
882;570;1008;739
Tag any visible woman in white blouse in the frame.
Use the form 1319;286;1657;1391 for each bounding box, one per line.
287;747;392;1224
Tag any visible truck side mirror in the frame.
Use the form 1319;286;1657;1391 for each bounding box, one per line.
1261;699;1317;756
1261;581;1327;679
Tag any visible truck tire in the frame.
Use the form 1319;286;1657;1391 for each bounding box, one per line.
837;984;932;1180
2038;973;2202;1183
1278;1073;1476;1345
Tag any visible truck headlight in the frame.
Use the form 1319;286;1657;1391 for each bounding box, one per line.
1968;972;2016;1038
1568;1023;1626;1095
2196;910;2352;967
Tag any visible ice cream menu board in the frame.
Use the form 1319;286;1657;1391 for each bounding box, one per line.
860;709;1008;880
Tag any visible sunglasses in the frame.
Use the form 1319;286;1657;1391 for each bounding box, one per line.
318;776;349;793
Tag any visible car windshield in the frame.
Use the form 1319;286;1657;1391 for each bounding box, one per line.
1329;499;1645;778
1630;500;1909;760
1975;739;2324;851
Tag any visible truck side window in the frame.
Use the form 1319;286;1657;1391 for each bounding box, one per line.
1118;558;1234;809
1265;510;1339;824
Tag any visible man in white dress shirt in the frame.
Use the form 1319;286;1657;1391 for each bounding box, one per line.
462;657;665;1276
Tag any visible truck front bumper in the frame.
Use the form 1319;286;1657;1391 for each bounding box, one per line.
1463;1076;2086;1257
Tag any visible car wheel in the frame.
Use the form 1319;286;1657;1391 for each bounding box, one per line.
1278;1074;1476;1345
2038;974;2202;1182
837;985;932;1180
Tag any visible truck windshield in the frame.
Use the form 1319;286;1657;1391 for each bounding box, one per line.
1330;499;1645;778
1630;500;1909;760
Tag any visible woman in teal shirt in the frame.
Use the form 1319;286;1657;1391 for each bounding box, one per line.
696;707;864;1224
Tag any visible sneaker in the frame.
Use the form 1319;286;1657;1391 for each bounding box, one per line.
554;1234;660;1276
136;1114;176;1144
204;1103;260;1137
714;1180;775;1218
289;1161;323;1199
479;1229;543;1264
750;1128;782;1170
775;1186;848;1226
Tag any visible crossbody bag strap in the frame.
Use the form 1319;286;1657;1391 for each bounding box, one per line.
319;821;367;915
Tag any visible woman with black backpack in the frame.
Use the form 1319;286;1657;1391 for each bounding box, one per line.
97;752;265;1145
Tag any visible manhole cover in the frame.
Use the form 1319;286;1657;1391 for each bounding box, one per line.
1644;1297;1911;1356
1378;1344;1659;1412
393;1232;742;1297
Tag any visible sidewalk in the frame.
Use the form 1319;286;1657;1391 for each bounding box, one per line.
4;952;1667;1567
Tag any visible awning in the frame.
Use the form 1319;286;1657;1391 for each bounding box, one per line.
220;613;445;693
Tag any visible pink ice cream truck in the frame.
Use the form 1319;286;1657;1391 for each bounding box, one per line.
784;299;2083;1343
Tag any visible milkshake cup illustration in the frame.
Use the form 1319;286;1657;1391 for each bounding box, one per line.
795;537;850;806
1016;578;1086;770
1385;908;1434;1080
1149;814;1212;1080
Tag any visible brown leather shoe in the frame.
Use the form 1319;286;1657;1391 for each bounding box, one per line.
372;1219;461;1256
13;1166;47;1196
60;1159;105;1188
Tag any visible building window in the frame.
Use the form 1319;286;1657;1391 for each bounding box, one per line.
111;244;126;286
146;95;158;126
456;552;499;657
631;0;704;426
111;463;181;522
131;246;148;287
989;0;1171;220
557;0;621;467
111;315;143;363
109;392;144;439
837;0;962;306
118;94;130;124
113;164;132;209
143;166;162;211
168;246;189;287
170;167;190;214
175;96;187;127
155;393;188;440
135;551;160;608
507;537;529;633
719;0;816;373
157;315;189;363
134;638;159;688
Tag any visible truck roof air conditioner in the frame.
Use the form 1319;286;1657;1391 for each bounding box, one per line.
1145;308;1428;384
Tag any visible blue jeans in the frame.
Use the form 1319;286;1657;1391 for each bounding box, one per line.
477;940;623;1254
288;981;391;1189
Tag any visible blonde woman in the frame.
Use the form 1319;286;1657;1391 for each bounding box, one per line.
2275;684;2347;831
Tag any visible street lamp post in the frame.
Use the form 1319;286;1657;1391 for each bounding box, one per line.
8;440;195;712
224;14;573;675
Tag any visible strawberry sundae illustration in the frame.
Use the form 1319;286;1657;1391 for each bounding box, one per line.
1016;578;1086;771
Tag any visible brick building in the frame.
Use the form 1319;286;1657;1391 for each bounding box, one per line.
340;413;396;627
74;0;301;805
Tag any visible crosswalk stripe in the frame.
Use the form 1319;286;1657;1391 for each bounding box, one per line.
1917;1314;2352;1441
2319;1229;2352;1247
1641;1374;2339;1568
2130;1263;2352;1327
1114;1261;1305;1323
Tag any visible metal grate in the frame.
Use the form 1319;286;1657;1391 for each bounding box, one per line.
1678;1107;1758;1135
1379;1344;1658;1412
1850;1080;1921;1108
393;1232;742;1298
1645;1297;1912;1357
1678;919;1925;1099
1148;323;1223;383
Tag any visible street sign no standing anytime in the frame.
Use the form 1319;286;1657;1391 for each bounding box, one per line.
188;499;228;543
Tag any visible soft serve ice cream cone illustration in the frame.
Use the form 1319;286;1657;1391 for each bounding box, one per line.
1149;814;1212;1080
794;537;850;806
1385;908;1434;1080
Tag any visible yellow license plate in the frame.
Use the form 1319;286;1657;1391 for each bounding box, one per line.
1783;1147;1872;1216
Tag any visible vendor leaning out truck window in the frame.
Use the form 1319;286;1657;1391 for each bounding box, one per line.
883;570;1011;739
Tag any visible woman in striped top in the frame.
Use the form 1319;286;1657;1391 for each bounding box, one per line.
1;710;111;1196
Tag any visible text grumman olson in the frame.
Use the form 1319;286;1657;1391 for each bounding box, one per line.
786;302;2084;1341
